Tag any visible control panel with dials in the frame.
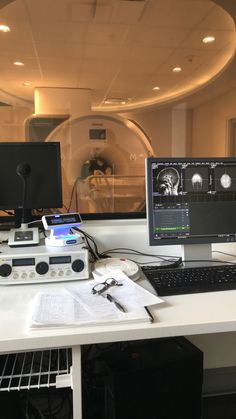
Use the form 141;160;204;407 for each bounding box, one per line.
0;243;89;285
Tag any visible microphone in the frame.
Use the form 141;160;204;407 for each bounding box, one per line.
8;162;39;247
16;162;31;178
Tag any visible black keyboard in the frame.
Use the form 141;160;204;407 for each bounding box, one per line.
142;264;236;296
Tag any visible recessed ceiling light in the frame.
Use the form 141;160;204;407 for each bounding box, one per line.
22;82;30;86
104;98;126;104
172;67;182;73
0;24;10;32
14;61;24;66
202;36;215;44
153;86;160;90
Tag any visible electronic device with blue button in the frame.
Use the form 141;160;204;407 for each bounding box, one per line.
42;213;83;247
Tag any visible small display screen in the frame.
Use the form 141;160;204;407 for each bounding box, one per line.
13;258;35;267
46;213;82;226
89;128;106;140
49;256;71;264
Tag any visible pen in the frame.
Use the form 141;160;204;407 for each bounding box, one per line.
144;306;154;323
106;293;127;313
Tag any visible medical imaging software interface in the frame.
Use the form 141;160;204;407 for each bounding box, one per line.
148;159;236;245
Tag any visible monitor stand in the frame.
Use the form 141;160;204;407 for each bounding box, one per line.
181;243;212;267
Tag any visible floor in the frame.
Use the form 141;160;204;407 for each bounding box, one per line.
202;394;236;419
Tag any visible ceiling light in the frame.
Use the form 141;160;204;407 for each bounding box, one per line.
104;98;127;104
23;82;30;86
202;36;215;44
0;24;10;32
172;67;182;73
14;61;24;66
153;86;160;90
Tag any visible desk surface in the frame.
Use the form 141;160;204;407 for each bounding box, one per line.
1;278;236;354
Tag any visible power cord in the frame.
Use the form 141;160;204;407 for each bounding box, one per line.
100;247;182;268
71;226;108;262
70;229;183;268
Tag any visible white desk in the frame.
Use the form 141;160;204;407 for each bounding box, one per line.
1;280;236;418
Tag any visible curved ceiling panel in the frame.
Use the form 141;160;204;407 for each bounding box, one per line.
0;0;235;111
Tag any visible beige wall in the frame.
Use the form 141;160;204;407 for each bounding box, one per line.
123;107;172;156
127;85;236;159
0;105;32;142
125;105;193;157
191;87;236;157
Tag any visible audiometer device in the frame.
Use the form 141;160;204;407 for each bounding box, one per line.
0;243;89;285
42;213;82;247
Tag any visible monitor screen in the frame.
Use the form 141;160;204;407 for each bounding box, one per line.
146;157;236;246
0;142;62;223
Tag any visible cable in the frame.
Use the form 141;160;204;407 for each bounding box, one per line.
213;250;236;259
72;232;184;266
100;247;180;259
101;247;236;268
67;177;80;213
98;246;183;269
27;220;43;225
71;227;101;261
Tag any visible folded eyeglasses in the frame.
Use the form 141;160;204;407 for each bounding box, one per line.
92;278;123;295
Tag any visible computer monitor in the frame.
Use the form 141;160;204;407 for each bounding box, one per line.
0;142;62;226
145;157;236;262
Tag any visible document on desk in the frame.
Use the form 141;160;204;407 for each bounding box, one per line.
68;270;163;312
28;270;163;329
29;290;91;328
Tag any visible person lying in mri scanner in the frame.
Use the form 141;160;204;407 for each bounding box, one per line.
81;158;113;178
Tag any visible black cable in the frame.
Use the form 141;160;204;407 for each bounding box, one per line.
100;247;181;262
100;247;236;268
67;177;80;213
99;248;181;270
72;227;100;261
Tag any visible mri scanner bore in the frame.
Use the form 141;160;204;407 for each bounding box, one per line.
39;113;154;215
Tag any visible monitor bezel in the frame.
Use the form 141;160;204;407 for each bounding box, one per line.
146;156;236;246
0;141;62;223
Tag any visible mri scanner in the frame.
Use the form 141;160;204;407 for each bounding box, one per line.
27;112;154;214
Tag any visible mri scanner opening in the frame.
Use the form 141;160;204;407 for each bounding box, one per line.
26;113;154;216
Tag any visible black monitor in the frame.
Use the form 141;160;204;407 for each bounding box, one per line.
145;157;236;261
0;142;62;225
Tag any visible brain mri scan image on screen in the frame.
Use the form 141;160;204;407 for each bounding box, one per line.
184;166;209;192
220;173;231;189
214;166;236;191
156;167;180;195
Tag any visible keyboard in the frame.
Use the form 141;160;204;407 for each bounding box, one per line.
142;264;236;296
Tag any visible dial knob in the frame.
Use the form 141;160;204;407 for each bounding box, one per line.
72;259;84;273
0;263;12;277
36;261;49;275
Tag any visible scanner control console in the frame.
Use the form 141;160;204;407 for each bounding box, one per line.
0;244;89;284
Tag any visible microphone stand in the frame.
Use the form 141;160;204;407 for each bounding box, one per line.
17;162;30;229
8;163;39;247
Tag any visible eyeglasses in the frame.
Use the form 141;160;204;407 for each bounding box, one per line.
92;278;123;295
